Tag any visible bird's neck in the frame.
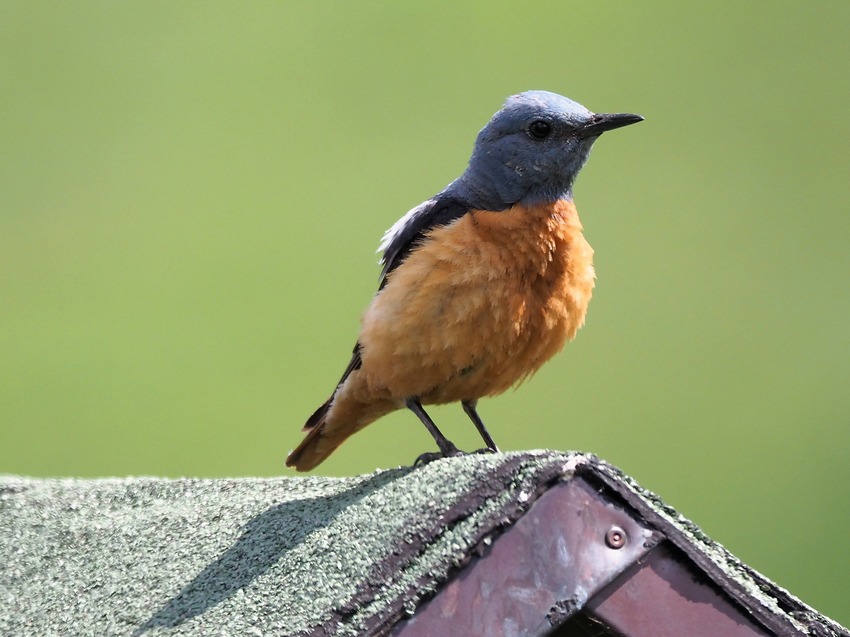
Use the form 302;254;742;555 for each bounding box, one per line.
445;169;575;212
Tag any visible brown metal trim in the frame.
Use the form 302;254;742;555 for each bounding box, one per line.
576;461;848;637
390;477;659;636
582;542;772;637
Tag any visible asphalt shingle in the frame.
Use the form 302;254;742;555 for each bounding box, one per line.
1;450;576;636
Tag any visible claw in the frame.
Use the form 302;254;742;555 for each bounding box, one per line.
412;444;464;467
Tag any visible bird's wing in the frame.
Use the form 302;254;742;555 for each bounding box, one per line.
303;198;470;431
377;196;471;289
302;342;362;431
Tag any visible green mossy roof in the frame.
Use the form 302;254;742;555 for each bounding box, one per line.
2;451;846;637
1;451;577;637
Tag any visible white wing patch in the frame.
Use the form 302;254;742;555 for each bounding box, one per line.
377;198;437;256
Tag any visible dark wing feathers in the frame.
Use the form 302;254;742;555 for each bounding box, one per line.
305;196;471;431
378;196;471;288
303;342;362;431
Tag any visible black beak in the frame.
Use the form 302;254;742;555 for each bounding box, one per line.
577;112;644;138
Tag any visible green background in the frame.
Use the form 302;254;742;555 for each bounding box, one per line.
2;1;848;626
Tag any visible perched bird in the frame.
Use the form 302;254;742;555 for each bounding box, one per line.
286;90;642;472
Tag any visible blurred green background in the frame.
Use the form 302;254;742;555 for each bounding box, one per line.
2;1;848;625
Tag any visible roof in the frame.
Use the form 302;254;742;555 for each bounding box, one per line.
1;451;847;637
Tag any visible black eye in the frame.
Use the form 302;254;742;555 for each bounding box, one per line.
527;119;552;140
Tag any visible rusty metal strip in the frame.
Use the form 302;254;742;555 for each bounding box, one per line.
391;477;660;636
578;542;772;637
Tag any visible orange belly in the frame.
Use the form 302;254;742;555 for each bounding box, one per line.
357;198;595;405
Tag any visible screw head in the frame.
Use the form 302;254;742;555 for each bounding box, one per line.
605;525;627;549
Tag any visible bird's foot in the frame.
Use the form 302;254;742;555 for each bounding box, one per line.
413;443;464;467
413;451;445;467
470;446;501;455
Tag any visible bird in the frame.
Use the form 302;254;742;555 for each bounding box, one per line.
286;90;642;472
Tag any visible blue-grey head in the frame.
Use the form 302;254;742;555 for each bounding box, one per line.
444;90;642;210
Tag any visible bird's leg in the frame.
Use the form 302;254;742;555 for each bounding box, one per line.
405;397;461;464
461;399;500;453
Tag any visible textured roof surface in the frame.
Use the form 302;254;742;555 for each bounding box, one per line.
2;451;846;637
1;451;575;637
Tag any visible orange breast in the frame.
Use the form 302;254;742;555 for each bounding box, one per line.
357;199;595;405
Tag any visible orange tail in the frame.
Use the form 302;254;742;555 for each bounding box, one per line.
286;392;397;472
285;419;338;472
